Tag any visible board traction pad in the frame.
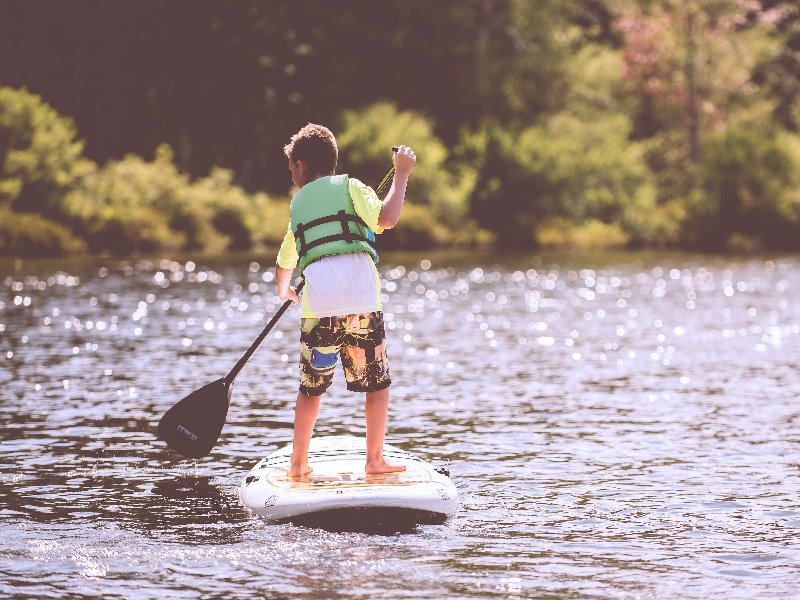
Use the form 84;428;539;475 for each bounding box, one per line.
265;459;431;490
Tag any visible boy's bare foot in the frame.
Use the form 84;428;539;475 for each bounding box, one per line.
365;460;406;475
288;464;313;479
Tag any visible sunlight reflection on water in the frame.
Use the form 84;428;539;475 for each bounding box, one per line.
1;251;799;598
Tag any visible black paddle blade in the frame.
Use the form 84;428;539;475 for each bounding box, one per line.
157;378;233;459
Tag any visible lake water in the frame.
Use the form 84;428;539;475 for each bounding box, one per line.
1;250;799;599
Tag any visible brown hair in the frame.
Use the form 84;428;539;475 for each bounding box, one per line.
283;123;338;175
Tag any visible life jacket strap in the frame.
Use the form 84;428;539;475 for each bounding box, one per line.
295;210;373;258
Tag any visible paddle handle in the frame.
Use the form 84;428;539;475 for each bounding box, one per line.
225;279;304;384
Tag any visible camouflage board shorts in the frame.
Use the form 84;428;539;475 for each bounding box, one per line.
298;312;391;395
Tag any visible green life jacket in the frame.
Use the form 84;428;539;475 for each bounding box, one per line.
290;174;378;274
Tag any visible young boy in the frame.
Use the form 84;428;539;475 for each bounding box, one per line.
275;123;416;478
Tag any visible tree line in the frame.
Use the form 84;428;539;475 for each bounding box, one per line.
1;0;800;257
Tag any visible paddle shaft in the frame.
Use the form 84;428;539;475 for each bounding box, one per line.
225;280;303;384
374;146;401;197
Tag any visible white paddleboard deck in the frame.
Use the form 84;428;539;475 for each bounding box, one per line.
239;436;458;524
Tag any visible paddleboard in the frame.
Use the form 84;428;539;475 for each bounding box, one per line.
239;436;458;526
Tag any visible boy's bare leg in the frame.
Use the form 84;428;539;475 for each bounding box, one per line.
364;387;406;474
289;391;321;478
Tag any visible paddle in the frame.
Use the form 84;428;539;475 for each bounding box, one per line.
158;149;401;459
157;280;304;459
373;146;400;196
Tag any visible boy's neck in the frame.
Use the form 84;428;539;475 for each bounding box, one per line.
303;171;335;187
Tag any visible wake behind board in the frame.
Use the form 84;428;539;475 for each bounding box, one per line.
239;436;458;528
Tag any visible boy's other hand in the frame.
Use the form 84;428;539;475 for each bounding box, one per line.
279;286;300;304
393;145;416;176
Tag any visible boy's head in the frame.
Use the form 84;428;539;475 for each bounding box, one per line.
283;124;338;185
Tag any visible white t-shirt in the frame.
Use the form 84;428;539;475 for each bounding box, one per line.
302;252;381;318
276;176;384;318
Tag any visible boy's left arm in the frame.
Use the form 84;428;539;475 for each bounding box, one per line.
276;265;299;304
276;226;300;304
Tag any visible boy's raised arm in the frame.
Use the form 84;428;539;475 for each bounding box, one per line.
377;145;416;230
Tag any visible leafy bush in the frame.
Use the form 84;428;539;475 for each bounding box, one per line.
64;145;288;255
0;207;86;257
0;87;290;257
469;110;659;249
688;127;800;251
536;217;629;250
621;181;685;248
0;87;94;218
63;146;192;253
188;167;289;250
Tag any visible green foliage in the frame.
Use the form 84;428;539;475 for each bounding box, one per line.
63;144;287;255
468;124;549;248
687;126;800;250
0;207;87;257
536;217;630;250
188;167;289;250
0;87;290;257
0;87;93;217
487;0;570;120
63;146;191;254
621;182;685;248
564;43;633;119
469;109;660;249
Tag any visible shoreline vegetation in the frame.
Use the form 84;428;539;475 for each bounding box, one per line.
4;86;799;261
2;3;800;258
